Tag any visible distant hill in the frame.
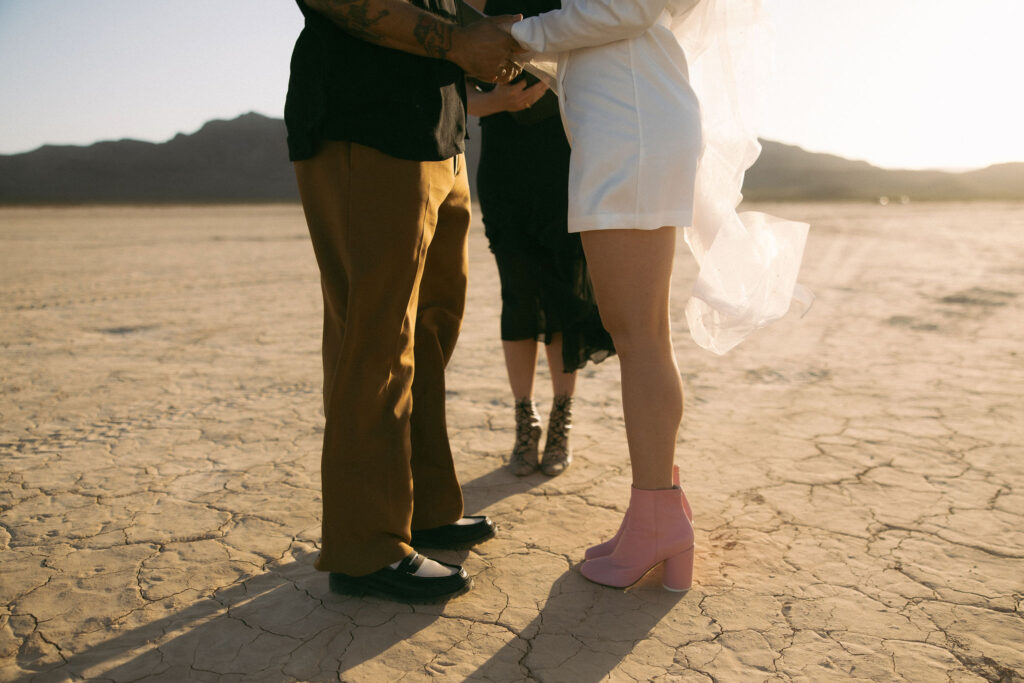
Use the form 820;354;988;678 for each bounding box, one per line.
0;113;295;204
744;140;1024;202
1;112;1021;204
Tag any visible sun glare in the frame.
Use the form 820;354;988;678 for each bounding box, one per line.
0;0;1021;169
762;0;1024;169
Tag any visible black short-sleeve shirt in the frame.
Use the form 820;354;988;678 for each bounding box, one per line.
285;0;468;162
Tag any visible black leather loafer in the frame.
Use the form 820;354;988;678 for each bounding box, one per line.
328;553;471;604
410;515;496;549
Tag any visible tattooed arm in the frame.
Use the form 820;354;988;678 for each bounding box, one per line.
304;0;522;81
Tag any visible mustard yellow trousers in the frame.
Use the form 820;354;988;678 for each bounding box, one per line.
294;140;470;576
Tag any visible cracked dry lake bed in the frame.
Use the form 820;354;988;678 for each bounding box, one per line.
1;202;1022;682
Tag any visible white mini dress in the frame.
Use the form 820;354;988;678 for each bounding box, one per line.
512;0;703;233
511;0;813;354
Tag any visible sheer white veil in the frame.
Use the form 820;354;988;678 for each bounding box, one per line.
673;0;813;354
522;0;813;354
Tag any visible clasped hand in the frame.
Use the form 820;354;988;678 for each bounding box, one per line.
451;15;528;84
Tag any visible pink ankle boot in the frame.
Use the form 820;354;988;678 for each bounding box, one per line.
584;465;692;560
580;485;695;591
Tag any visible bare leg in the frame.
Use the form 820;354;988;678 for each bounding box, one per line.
543;333;577;397
502;339;538;400
581;226;682;490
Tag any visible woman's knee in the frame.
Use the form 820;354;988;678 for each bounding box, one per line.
601;309;670;356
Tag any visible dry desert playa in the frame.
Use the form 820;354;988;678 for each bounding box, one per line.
1;202;1022;681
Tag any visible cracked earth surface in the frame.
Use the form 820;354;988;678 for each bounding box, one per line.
1;202;1022;682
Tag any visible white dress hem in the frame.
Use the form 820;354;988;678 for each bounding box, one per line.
568;209;693;233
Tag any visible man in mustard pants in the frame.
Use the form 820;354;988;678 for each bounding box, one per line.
286;0;522;602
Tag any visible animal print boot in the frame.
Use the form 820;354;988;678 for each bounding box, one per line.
509;398;542;476
541;394;573;476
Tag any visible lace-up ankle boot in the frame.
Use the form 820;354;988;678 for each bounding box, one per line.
509;398;542;476
541;394;573;476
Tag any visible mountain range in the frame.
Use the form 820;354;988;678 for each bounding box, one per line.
0;112;1021;204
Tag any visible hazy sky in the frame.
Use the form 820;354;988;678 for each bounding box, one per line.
1;0;1021;170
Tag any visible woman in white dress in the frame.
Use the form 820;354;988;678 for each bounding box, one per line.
509;0;810;590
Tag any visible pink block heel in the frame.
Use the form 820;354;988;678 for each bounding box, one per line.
584;465;692;561
662;546;694;592
581;485;695;591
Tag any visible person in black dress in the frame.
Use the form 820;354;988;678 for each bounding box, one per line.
467;0;614;477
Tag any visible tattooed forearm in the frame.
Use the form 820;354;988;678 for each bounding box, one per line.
413;15;454;59
313;0;391;44
304;0;477;68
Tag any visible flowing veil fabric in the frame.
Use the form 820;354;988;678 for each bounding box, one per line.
522;0;812;355
672;0;813;354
